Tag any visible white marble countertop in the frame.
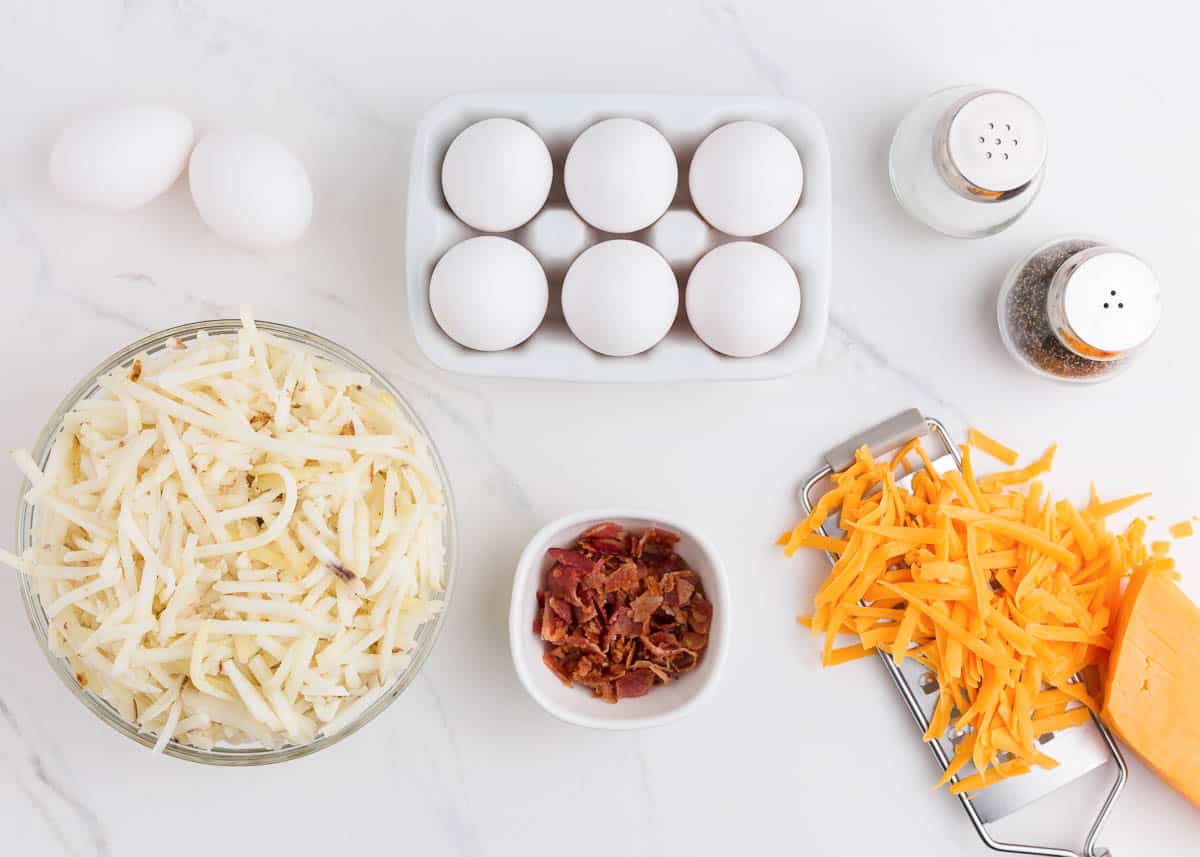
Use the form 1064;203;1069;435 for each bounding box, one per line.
2;1;1199;855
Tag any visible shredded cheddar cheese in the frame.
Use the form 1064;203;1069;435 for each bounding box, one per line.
782;429;1173;796
1170;520;1194;539
968;428;1019;467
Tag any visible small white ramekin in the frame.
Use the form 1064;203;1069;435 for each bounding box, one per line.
509;509;730;730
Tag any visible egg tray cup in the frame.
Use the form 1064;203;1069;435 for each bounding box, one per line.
406;93;831;382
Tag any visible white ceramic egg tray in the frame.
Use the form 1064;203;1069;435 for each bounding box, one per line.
406;93;831;382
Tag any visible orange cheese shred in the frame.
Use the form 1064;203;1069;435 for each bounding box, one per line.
1091;492;1153;520
950;757;1032;795
783;432;1171;795
1031;706;1092;734
1170;520;1194;539
968;428;1020;466
827;644;876;665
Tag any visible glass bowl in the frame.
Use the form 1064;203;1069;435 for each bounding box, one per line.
13;319;457;765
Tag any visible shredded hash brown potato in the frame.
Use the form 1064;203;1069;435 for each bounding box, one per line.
780;429;1175;796
3;309;446;751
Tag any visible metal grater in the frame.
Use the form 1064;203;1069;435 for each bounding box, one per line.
800;410;1126;857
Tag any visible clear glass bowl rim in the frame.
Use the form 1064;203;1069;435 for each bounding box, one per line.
13;319;458;765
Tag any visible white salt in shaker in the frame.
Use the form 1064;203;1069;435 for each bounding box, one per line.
997;237;1162;383
889;86;1047;238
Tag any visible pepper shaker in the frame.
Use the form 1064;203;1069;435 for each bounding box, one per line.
998;238;1162;383
889;86;1047;237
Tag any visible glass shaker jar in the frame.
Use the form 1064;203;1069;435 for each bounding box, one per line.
889;86;1047;237
997;238;1162;383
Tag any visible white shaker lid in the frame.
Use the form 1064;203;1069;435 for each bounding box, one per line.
1057;249;1162;354
939;90;1047;199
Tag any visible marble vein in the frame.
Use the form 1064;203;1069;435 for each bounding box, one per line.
0;696;109;857
376;348;538;523
826;312;971;428
701;0;971;429
117;272;226;319
631;732;662;855
700;0;790;95
0;195;53;296
417;674;484;857
1;196;152;336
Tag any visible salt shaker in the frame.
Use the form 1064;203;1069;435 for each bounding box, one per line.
889;86;1047;237
998;238;1162;383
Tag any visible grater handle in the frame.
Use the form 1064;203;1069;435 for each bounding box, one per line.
824;408;929;472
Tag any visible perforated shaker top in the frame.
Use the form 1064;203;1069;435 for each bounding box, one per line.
940;90;1047;198
1055;248;1162;355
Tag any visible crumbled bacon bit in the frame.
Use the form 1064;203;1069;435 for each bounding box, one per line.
537;522;712;703
129;360;143;382
630;590;663;623
543;651;574;685
615;668;655;700
604;560;640;594
249;411;271;430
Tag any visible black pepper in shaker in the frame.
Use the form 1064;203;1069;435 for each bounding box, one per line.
997;237;1162;382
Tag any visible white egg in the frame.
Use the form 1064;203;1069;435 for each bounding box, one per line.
441;118;552;232
188;130;313;249
562;240;678;357
49;107;194;212
564;119;677;234
685;242;801;357
689;121;803;237
430;236;548;351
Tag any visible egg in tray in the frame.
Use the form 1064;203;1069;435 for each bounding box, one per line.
406;94;832;382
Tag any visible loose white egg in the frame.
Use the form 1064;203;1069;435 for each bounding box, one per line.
562;240;678;357
689;121;803;237
685;241;801;357
49;107;195;212
430;236;548;351
188;130;313;249
441;118;552;232
564;119;677;234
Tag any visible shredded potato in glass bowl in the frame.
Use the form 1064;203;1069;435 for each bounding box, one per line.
5;310;456;764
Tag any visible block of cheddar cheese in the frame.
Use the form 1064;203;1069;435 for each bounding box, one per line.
1102;568;1200;808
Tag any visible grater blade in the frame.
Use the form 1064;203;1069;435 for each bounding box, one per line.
799;411;1126;856
891;456;1113;823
